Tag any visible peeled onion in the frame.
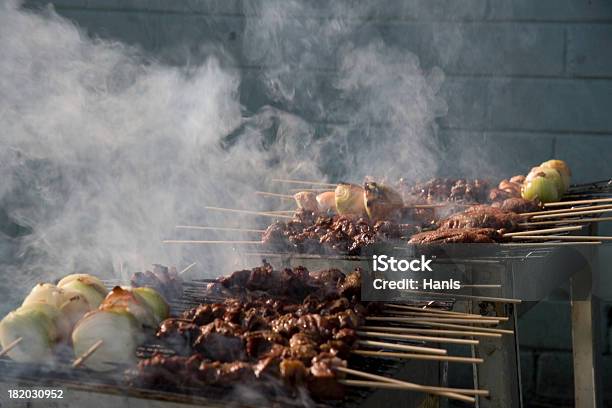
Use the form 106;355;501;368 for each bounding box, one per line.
132;287;169;324
100;287;157;328
59;292;92;329
335;183;366;216
522;175;560;203
0;303;69;363
72;309;141;371
527;167;565;196
58;276;106;309
316;191;336;213
540;160;571;192
363;182;404;221
23;283;67;309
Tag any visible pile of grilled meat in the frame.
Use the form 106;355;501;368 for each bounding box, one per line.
128;265;372;400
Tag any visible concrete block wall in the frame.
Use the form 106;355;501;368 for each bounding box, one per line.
15;0;612;406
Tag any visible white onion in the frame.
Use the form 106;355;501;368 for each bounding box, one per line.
59;279;106;309
100;287;157;328
132;287;169;323
72;310;141;371
57;274;107;296
22;283;66;308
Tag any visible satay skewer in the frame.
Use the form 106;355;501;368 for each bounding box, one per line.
359;325;503;338
366;318;514;335
521;203;612;216
357;340;447;355
176;226;266;233
0;337;23;357
254;191;294;199
72;339;104;368
356;330;479;345
384;304;487;317
204;206;293;219
544;197;612;207
382;310;507;322
339;379;488;397
530;208;612;219
512;235;612;241
504;225;583;236
335;366;477;402
501;241;601;247
376;316;501;325
271;178;337;187
179;262;197;276
352;350;484;365
163;240;263;245
519;217;612;227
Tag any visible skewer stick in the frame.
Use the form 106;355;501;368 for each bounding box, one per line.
357;340;447;355
501;241;601;247
339;379;488;397
163;240;263;245
271;178;337;187
400;289;521;304
366;318;514;335
521;203;612;217
384;304;482;317
335;366;476;402
288;188;333;192
376;316;500;325
512;235;612;241
544;197;612;207
254;191;294;199
204;206;293;219
0;337;23;357
383;310;508;322
504;225;583;237
530;208;612;219
179;262;197;276
176;226;265;233
357;330;479;345
519;217;612;227
72;340;104;368
353;350;484;364
359;325;502;338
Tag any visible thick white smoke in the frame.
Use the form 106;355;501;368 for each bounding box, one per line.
0;0;446;311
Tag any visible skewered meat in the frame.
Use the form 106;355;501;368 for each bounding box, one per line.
492;197;540;213
261;210;412;255
408;227;504;244
437;205;523;233
488;175;524;201
404;178;489;203
131;264;183;300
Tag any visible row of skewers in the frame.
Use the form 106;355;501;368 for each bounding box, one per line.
0;263;516;403
167;159;612;251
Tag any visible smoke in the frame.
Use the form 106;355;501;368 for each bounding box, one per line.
0;0;446;311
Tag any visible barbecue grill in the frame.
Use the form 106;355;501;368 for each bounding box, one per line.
0;181;609;408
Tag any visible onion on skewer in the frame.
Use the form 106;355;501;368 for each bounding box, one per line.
316;191;337;213
363;182;404;221
72;309;142;371
540;159;571;192
58;274;107;309
0;303;69;363
132;287;170;323
335;183;366;216
100;287;159;328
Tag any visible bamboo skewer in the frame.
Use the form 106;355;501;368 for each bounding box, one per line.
530;208;612;219
179;262;197;276
384;304;484;317
339;379;488;398
204;206;293;219
359;325;503;338
176;226;266;233
163;240;263;245
271;178;337;187
400;290;521;304
377;316;500;325
382;309;508;322
519;217;612;227
504;225;583;237
501;241;601;247
335;366;477;402
72;340;104;368
357;340;447;355
366;318;514;335
0;337;23;357
512;235;612;241
544;197;612;207
288;188;334;192
254;191;294;199
521;203;612;217
352;350;484;364
356;330;479;345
